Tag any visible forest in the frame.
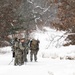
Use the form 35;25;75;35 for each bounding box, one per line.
0;0;75;46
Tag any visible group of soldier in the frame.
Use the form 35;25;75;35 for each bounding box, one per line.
12;37;40;66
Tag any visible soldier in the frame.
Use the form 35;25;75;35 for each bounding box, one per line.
13;37;19;65
11;38;16;58
21;38;30;62
14;38;24;66
12;45;15;58
30;39;40;62
18;39;25;64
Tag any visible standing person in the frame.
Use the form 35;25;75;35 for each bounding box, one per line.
13;37;19;65
21;38;30;62
14;38;24;66
30;39;40;62
11;38;17;58
19;38;25;64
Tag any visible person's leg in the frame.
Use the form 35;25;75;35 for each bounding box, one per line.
34;51;38;62
14;56;18;65
30;51;33;61
24;50;28;62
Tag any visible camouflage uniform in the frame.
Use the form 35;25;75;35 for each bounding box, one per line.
30;39;40;62
22;39;30;62
14;48;23;66
18;39;26;64
14;38;24;66
11;38;16;58
12;45;15;58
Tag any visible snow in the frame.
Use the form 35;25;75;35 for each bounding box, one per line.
0;27;75;75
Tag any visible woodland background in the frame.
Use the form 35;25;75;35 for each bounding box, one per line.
0;0;75;47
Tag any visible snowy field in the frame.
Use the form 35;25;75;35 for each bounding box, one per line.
0;46;75;75
0;27;75;75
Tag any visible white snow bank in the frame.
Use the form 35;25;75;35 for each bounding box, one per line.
0;46;12;54
38;45;75;60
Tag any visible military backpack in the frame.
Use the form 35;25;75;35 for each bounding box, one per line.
30;39;39;50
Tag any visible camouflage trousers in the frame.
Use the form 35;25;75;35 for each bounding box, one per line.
14;49;24;66
30;50;38;62
22;49;28;62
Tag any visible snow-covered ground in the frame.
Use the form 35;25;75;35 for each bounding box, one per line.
0;27;75;75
